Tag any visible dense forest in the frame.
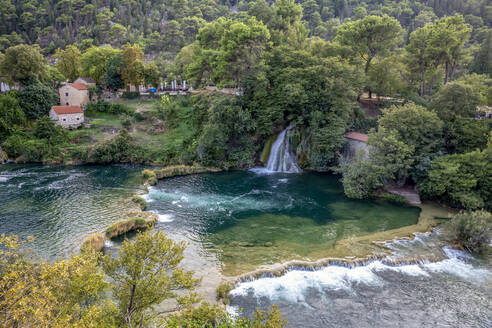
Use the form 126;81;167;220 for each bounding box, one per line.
1;0;491;209
0;0;491;56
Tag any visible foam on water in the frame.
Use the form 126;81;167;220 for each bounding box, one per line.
0;176;8;182
230;247;491;303
104;239;114;248
157;213;174;222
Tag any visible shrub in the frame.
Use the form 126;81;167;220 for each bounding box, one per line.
81;233;105;253
132;196;147;210
86;100;135;116
89;129;149;164
378;193;409;204
121;91;140;99
216;282;233;305
105;216;156;239
451;210;492;255
18;83;58;119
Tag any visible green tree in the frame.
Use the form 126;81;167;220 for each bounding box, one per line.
0;94;25;139
143;62;160;88
420;147;492;210
0;44;47;85
336;15;403;74
102;230;197;328
431;81;482;119
472;29;492;77
450;210;492;255
121;44;144;89
54;45;81;82
81;46;120;84
18;83;58;119
104;53;125;91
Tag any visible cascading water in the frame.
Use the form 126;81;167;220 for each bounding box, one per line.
265;126;301;173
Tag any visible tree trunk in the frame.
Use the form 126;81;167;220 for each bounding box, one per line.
364;57;373;74
419;67;425;97
444;62;449;84
368;90;372;99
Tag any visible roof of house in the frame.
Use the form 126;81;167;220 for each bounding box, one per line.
345;132;368;142
69;83;88;90
52;105;83;115
76;77;96;83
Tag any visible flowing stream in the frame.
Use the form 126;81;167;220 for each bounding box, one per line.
265;126;301;173
0;164;490;326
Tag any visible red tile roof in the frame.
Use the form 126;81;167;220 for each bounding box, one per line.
52;105;83;114
69;83;88;90
345;132;368;142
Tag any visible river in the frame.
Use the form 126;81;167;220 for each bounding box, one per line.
0;164;490;326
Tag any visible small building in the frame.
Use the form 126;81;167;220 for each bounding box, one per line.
59;83;90;107
344;132;370;161
74;77;96;87
49;105;84;129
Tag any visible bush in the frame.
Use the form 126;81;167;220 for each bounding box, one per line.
216;282;233;305
18;83;58;119
89;129;149;164
105;216;156;239
86;100;135;116
378;193;408;205
132;196;147;210
81;233;105;253
451;210;492;255
121;91;140;99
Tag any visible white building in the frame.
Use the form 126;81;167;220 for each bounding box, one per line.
49;105;84;129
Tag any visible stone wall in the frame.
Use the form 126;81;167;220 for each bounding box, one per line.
59;85;89;107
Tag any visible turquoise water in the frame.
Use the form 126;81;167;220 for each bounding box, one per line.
145;170;421;274
0;164;144;259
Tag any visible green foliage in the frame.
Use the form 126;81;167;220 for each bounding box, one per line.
18;83;58;120
339;154;392;199
450;210;492;255
104;53;125;91
336;15;403;73
165;302;287;328
86;100;135;116
54;45;81;82
0;44;47;85
420;147;492;210
81;46;120;84
444;119;490;154
121;91;140;99
131;196;146;210
103;230;198;327
431;81;482;119
0;94;25;139
216;282;233;305
89;129;148;164
33;116;68;144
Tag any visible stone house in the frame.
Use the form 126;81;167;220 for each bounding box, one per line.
49;105;84;129
59;83;89;107
74;77;96;87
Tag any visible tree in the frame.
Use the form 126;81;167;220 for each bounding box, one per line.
0;44;46;85
0;94;25;139
472;29;492;77
143;62;160;88
431;81;481;119
419;147;492;210
18;83;58;119
102;231;197;328
336;15;403;74
121;44;144;89
81;46;120;84
104;53;125;91
450;210;492;255
33;116;68;145
54;45;81;82
0;234;112;327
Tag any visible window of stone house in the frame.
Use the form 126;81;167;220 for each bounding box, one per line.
65;92;68;96
76;118;79;120
63;118;66;121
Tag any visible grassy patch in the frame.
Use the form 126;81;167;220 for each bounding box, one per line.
105;215;157;239
132;196;147;210
216;282;233;305
81;233;105;253
142;165;222;183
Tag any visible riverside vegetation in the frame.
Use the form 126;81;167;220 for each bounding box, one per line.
1;0;492;326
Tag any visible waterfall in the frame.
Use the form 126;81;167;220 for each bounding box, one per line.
265;126;301;173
